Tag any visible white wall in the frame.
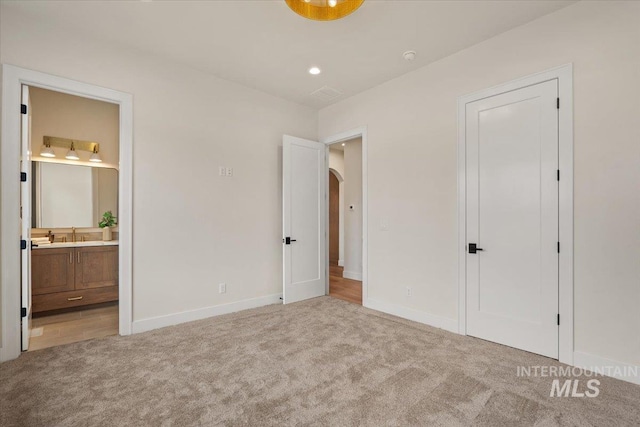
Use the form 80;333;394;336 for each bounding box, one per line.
319;1;640;369
0;5;317;329
328;148;345;265
343;138;362;280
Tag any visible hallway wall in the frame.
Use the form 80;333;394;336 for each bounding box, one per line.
343;138;363;280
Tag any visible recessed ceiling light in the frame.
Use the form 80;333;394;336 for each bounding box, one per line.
308;66;321;75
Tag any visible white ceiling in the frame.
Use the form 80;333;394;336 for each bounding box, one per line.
5;0;575;109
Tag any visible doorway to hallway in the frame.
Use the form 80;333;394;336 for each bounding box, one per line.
281;127;367;308
328;138;362;305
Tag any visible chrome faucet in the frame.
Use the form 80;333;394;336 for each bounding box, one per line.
71;227;76;243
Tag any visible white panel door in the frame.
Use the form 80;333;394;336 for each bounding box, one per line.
466;80;558;358
20;85;32;351
283;135;326;304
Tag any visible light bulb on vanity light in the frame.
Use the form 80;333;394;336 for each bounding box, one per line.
65;143;79;160
40;143;55;158
89;146;102;163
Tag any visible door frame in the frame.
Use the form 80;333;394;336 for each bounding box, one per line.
0;64;134;362
321;127;368;304
456;64;573;365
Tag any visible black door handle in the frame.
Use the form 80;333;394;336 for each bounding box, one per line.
283;237;297;245
468;243;484;254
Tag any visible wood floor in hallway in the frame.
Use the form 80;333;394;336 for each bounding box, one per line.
329;265;362;305
29;302;119;351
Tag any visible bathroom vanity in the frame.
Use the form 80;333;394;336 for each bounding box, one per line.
31;241;119;313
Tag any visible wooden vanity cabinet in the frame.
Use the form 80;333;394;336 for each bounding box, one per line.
32;246;119;313
75;246;119;290
31;248;75;295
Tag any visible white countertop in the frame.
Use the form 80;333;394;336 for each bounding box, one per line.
33;240;119;249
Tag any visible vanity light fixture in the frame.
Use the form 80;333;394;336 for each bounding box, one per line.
40;141;56;158
43;136;101;163
65;143;80;160
89;146;102;163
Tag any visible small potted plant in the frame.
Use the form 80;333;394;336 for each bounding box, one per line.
99;211;117;241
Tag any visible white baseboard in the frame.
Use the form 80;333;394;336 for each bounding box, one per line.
364;298;458;333
573;351;640;385
338;259;344;267
132;293;282;334
343;270;362;281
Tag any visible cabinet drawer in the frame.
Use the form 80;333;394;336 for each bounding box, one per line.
32;286;118;313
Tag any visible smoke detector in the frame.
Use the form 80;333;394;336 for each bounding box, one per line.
403;51;417;61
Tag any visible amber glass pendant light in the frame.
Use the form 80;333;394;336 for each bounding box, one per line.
285;0;365;21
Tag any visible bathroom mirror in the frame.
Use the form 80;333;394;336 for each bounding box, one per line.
31;161;118;228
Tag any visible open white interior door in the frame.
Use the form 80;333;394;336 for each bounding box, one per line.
282;135;326;304
20;85;32;351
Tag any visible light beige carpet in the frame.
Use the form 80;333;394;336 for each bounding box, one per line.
1;296;639;426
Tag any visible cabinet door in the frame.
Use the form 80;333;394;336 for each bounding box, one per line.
75;246;119;290
32;248;75;295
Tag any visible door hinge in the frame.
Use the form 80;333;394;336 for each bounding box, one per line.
557;170;560;181
21;104;27;115
557;314;560;325
21;172;27;182
557;242;560;253
21;307;27;318
20;239;27;250
556;98;560;109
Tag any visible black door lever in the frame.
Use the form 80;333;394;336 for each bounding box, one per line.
468;243;484;254
283;237;297;245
